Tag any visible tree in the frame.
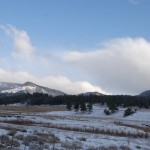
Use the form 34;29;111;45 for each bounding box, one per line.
74;103;79;113
87;103;93;114
66;102;72;111
80;102;87;114
124;108;135;117
104;109;110;115
26;99;31;109
108;104;118;113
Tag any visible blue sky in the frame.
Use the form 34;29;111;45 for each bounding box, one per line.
1;0;150;48
0;0;150;95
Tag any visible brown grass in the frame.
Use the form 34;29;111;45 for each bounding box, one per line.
0;105;66;114
44;124;149;139
1;118;149;139
3;120;37;125
114;121;150;133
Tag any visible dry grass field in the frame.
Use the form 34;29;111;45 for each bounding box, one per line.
0;105;149;149
0;105;67;115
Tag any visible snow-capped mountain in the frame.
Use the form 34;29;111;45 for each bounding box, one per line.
79;91;105;96
0;82;65;96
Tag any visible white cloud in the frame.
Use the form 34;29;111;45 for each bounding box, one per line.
62;37;150;95
0;25;35;60
0;68;108;95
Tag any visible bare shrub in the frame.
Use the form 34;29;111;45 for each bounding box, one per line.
23;135;35;146
29;143;40;150
0;144;5;148
48;135;60;150
61;141;82;150
65;136;73;140
78;137;86;141
23;135;39;144
120;145;131;150
15;134;24;141
20;129;27;132
98;145;118;150
108;145;118;150
43;144;49;149
36;132;49;140
136;145;141;149
12;139;20;148
8;129;17;149
99;146;110;150
0;134;9;142
1;137;19;149
0;135;11;146
8;129;16;136
87;146;99;150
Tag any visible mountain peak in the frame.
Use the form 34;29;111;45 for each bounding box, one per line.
23;81;37;86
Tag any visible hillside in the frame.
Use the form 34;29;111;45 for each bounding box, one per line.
140;90;150;97
0;81;65;96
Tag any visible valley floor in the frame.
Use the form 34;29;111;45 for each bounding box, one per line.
0;105;149;150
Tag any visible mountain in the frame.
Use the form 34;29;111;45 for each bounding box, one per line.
139;90;150;97
79;91;105;96
0;81;65;96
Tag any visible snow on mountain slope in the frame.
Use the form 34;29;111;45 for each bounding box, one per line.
0;81;65;96
1;86;37;94
0;82;21;91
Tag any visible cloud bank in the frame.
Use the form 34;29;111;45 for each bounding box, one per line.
1;24;150;95
62;37;150;95
0;68;107;95
0;25;108;94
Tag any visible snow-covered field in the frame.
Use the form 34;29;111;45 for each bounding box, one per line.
0;105;149;150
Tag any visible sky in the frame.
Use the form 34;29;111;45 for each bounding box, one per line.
0;0;150;95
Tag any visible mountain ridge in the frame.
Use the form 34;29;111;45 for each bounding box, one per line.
79;91;105;96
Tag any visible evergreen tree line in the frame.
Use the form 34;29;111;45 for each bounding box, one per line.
0;93;150;109
66;102;93;114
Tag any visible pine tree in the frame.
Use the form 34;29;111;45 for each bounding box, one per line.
108;103;118;113
80;102;87;114
66;102;72;111
74;103;79;113
87;103;93;114
124;108;135;117
104;109;110;115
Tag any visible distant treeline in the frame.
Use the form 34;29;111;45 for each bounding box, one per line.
0;93;150;108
